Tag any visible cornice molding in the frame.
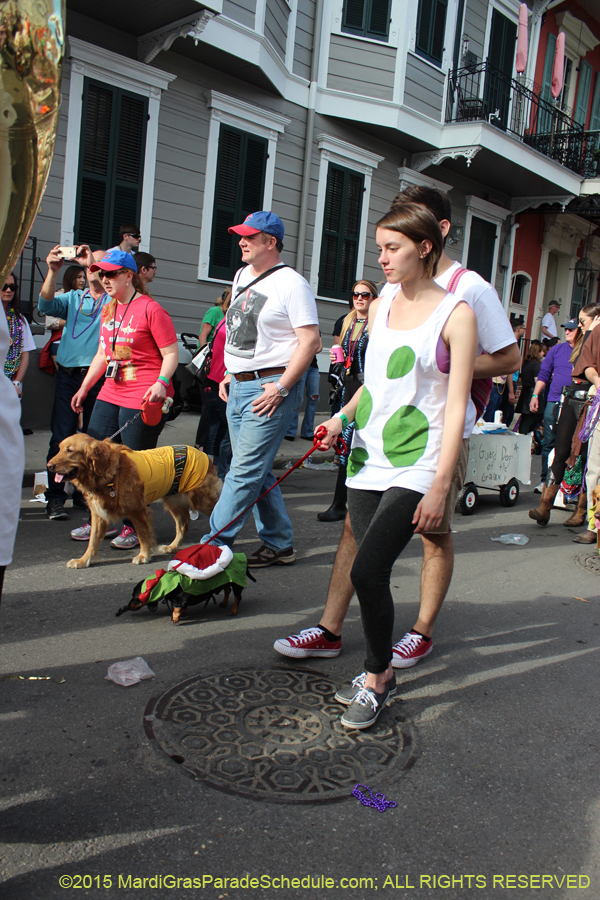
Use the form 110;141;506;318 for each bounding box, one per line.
397;166;453;193
316;134;384;173
206;90;290;135
67;37;176;94
555;11;599;59
411;146;481;172
138;11;218;64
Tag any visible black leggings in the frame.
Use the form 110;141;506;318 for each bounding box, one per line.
550;400;587;485
347;486;423;674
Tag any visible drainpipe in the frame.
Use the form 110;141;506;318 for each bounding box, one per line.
296;0;325;277
501;217;519;313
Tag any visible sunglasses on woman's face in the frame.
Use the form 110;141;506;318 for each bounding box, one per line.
100;269;128;279
2;283;15;291
352;291;372;299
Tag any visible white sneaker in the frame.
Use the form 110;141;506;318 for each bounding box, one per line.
534;483;544;494
71;522;120;541
111;526;140;549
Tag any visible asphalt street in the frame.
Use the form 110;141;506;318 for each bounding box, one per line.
1;435;600;900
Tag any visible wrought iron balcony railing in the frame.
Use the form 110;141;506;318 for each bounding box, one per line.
445;61;599;179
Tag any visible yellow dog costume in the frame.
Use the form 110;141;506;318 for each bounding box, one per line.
121;445;210;503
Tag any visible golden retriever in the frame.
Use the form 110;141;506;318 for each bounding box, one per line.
48;434;222;568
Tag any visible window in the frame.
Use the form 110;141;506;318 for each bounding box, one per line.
509;272;531;318
74;80;147;249
415;0;448;66
197;91;290;283
342;0;391;42
60;38;174;251
467;216;497;283
208;126;268;281
318;164;365;301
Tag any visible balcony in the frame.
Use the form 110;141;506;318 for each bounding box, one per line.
445;61;599;179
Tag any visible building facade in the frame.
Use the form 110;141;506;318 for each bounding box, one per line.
26;0;600;349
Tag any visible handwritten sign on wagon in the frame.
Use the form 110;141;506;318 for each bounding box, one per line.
467;432;531;487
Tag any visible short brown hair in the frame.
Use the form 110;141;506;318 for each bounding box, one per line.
375;202;443;278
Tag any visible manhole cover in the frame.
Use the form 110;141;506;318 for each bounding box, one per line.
576;553;600;574
144;668;417;803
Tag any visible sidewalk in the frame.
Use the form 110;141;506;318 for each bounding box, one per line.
23;411;336;484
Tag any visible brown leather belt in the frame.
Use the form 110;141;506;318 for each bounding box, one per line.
233;367;286;382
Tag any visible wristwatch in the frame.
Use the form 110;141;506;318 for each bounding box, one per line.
275;381;289;397
13;380;22;390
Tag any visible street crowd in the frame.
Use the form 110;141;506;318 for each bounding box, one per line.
2;185;598;731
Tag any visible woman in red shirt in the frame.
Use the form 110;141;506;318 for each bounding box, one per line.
71;249;178;549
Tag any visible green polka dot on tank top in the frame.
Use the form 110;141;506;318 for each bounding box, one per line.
348;447;369;477
354;387;372;430
386;346;416;379
382;405;429;467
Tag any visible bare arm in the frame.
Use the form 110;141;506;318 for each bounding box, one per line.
142;342;179;403
12;351;29;397
474;343;520;378
251;324;321;418
413;303;478;534
529;378;547;413
198;322;212;347
585;366;600;389
541;326;553;339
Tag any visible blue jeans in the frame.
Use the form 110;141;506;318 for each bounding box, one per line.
202;374;300;549
87;399;167;449
46;368;104;501
541;401;557;481
286;366;320;438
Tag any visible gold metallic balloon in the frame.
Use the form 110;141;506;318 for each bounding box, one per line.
0;0;65;285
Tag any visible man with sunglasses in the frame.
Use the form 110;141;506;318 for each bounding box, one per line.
38;244;113;522
133;252;157;292
119;224;141;255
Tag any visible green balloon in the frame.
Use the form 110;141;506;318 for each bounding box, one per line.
382;405;429;467
348;447;369;477
354;387;373;430
387;346;416;379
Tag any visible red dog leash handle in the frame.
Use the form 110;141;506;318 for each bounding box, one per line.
204;426;348;546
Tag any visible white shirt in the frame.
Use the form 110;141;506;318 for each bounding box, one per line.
542;311;558;337
379;262;516;437
0;311;25;565
224;264;318;373
21;318;36;352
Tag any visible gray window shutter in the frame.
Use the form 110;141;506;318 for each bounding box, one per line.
574;59;593;127
467;217;497;284
590;73;600;130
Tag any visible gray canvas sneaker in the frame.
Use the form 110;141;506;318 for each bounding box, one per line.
340;684;392;730
335;671;396;706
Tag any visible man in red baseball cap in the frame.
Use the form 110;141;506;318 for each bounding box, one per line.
201;211;320;567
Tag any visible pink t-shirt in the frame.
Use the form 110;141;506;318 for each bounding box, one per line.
98;295;177;409
208;319;227;385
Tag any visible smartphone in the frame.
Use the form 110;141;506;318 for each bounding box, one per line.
58;246;78;259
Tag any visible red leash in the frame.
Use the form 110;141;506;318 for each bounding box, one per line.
203;425;347;546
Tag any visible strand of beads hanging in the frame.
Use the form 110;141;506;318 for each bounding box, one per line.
71;290;107;341
4;306;23;377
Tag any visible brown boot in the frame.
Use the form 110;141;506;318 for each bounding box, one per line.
564;489;588;527
528;484;559;526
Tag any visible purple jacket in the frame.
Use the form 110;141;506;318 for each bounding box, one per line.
537;342;573;402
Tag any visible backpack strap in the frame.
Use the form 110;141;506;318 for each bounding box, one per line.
447;266;468;294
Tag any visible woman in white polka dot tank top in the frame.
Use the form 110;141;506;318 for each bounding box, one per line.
318;203;477;730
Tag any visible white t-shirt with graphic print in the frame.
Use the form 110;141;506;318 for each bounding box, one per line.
224;264;319;373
